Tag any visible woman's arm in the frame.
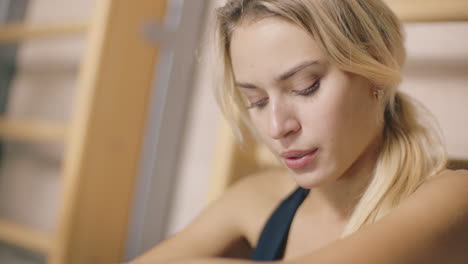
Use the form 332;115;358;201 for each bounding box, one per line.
129;180;252;263
163;258;273;264
129;168;295;264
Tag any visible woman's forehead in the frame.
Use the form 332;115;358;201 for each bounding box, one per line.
230;17;326;85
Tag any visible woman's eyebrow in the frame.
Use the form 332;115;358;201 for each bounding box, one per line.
235;60;320;89
235;82;258;89
276;60;320;82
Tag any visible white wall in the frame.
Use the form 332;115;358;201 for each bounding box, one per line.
402;22;468;159
165;0;225;237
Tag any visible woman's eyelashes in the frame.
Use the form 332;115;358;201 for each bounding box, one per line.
294;79;321;96
246;79;321;109
247;98;268;109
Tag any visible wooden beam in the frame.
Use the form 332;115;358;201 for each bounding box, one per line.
0;22;88;43
208;119;263;203
51;1;167;263
387;0;468;22
0;219;52;254
448;158;468;170
0;117;67;143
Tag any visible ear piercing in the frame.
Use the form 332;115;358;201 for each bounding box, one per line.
373;89;384;99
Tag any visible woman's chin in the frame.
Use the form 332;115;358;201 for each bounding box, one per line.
290;170;330;189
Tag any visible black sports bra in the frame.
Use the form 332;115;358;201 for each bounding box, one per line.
251;187;310;261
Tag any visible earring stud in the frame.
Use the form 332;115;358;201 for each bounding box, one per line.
373;89;384;98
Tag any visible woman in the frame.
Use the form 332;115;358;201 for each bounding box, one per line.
131;0;468;263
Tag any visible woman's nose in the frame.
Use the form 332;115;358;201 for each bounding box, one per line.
268;103;301;140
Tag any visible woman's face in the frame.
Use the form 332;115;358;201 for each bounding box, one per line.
230;17;384;188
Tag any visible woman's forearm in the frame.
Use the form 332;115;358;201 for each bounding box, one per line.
166;258;262;264
133;258;283;264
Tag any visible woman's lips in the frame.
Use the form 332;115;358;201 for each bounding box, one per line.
282;148;319;170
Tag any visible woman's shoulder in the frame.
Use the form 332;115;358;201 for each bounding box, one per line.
220;167;298;218
229;167;297;199
220;167;298;245
419;168;468;189
383;169;468;260
409;169;468;213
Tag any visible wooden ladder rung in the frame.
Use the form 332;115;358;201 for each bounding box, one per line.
0;219;53;254
448;158;468;170
0;21;88;43
0;117;68;143
387;0;468;22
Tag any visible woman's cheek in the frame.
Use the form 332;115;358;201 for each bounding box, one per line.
250;113;270;140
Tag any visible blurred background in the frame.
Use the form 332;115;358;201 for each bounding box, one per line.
0;0;466;263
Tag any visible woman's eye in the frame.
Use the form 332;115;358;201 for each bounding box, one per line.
295;80;320;96
247;98;268;109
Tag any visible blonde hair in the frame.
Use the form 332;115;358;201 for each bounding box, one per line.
214;0;447;237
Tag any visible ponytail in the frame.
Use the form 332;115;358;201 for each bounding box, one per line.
342;92;447;236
